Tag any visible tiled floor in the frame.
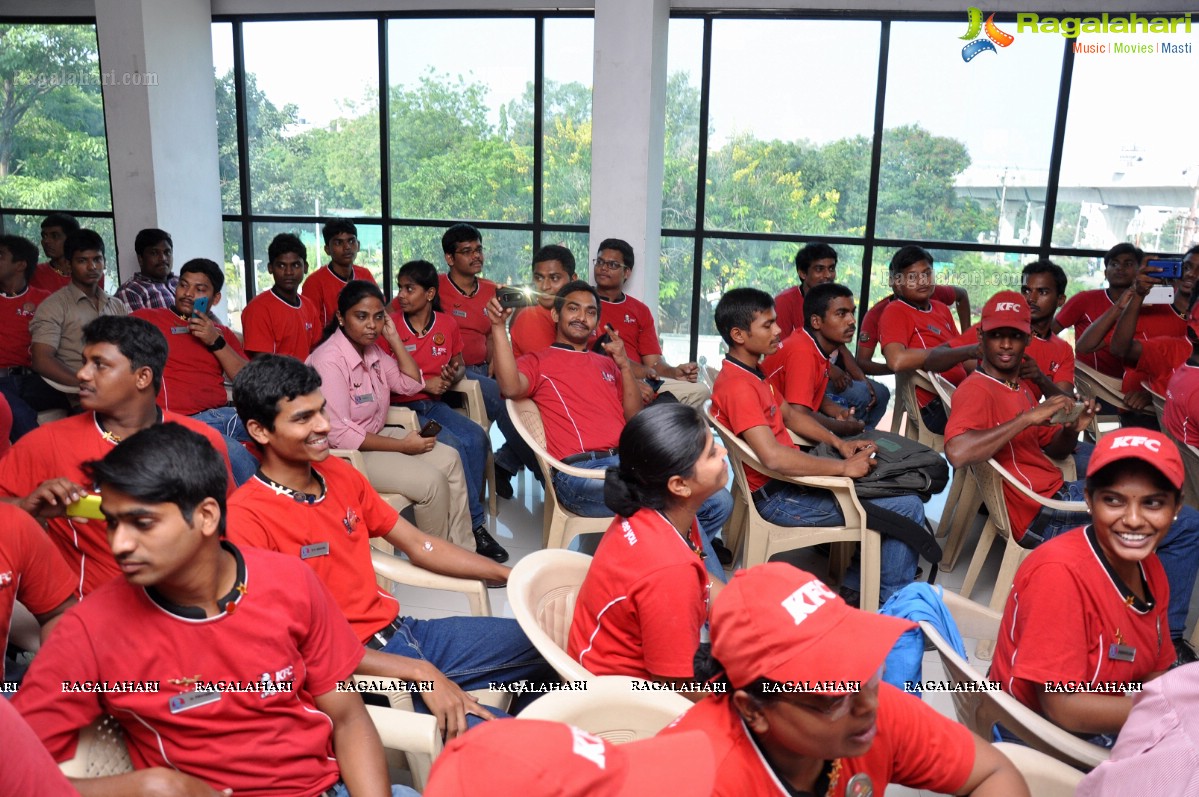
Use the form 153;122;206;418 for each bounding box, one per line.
388;448;1199;796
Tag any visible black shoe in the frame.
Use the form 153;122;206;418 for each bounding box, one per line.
1172;637;1199;668
473;526;509;563
494;463;515;500
838;586;861;609
712;538;734;567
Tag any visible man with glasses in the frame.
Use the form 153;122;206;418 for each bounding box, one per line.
303;220;378;329
590;238;708;408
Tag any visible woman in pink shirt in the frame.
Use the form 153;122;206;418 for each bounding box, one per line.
307;280;480;553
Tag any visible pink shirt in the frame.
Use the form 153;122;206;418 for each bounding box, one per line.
306;330;423;450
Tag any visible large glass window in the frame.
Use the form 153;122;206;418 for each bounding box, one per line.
542;18;594;229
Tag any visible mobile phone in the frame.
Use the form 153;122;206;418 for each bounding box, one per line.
418;420;442;438
191;296;210;316
1144;285;1176;305
1146;258;1183;279
1048;401;1085;426
66;494;104;520
496;285;532;310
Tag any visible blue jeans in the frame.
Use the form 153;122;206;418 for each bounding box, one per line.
1025;479;1199;638
401;399;488;529
190;406;257;486
754;485;923;603
552;454;734;582
826;378;890;431
380;615;555;726
0;372;71;441
462;364;534;476
1071;440;1094;475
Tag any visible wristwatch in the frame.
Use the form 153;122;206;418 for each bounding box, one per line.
205;336;227;352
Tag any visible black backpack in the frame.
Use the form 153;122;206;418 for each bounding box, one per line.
809;430;949;503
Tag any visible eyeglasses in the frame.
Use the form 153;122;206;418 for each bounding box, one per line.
779;666;884;722
455;245;484;257
594;257;627;272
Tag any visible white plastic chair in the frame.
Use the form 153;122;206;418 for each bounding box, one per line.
517;675;692;743
507;548;595;682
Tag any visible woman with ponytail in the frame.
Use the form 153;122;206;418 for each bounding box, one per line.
567;402;729;687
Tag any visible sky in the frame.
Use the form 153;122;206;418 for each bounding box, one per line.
211;13;1199;190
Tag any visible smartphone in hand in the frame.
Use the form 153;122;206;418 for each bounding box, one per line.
192;296;210;316
418;420;442;438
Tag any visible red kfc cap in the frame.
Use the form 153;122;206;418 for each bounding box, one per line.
423;719;715;797
710;563;914;693
1086;428;1185;490
980;290;1031;334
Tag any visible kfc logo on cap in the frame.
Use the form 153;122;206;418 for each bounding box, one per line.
780;579;838;625
1109;435;1162;453
570;727;607;769
995;302;1022;312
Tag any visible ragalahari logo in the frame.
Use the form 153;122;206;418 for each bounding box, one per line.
960;7;1015;61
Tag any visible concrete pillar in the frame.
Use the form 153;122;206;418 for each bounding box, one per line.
588;0;670;304
94;0;223;293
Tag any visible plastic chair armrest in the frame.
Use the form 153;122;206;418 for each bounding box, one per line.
370;549;492;616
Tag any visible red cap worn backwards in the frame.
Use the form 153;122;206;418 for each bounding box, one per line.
711;563;914;693
1086;428;1185;491
979;290;1031;335
423;719;715;797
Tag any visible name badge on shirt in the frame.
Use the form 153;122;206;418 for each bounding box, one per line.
846;773;874;797
404;344;417;352
351;392;375;405
169;689;221;714
170;325;189;335
1108;643;1136;662
300;542;330;559
452;309;467;318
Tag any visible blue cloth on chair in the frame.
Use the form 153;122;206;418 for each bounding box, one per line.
879;583;966;697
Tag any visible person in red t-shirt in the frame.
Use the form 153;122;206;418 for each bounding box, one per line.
590;238;707;408
879;245;979;434
989;429;1190;740
228;354;551;739
0;502;76;683
0;316;237;597
133;258;257;485
945;294;1199;654
710;287;923;603
568;402;727;683
0;698;79;797
856;283;970;377
241;233;322;360
1018;260;1077;399
664;563;1028;797
0;233;65;440
28;212;79;294
763;283;870;436
1164;327;1199;447
774;244;889;429
302;220;378;329
489;281;733;581
13;423;398;797
389;259;492;552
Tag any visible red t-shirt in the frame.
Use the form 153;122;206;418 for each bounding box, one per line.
390;311;463;403
1057;290;1185;379
594;293;662;364
227;456;400;644
0;395;9;457
990;527;1174;714
0;503;76;683
950;323;1076;400
858;285;958;359
0;412;236;596
0;286;51;368
773;285;804;340
241;289;322;360
762;329;830;412
0;698;78;797
13;544;364;797
511;305;556;358
1121;337;1190;396
1165;364;1199;447
439;273;496;366
133;307;245;415
666;684;974;796
878;297;966;407
28;263;71;294
567;509;708;679
301;264;376;329
517;345;625;460
944;371;1062;541
710;358;793;493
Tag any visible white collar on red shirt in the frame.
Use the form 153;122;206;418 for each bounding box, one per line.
269;287;303;309
144;540;248;621
801;328;833;362
444;273;480;298
599;292;627;304
402;311;437;338
325;263;356;283
1083;524;1157;615
724;355;766;380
